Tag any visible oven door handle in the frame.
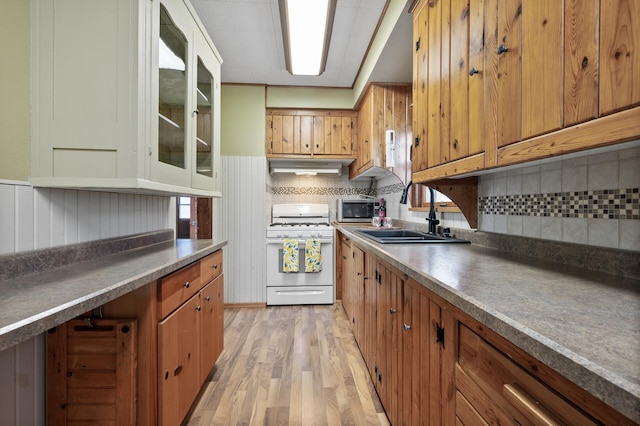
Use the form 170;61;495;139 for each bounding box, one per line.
267;238;334;245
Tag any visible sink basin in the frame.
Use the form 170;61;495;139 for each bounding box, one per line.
354;229;469;244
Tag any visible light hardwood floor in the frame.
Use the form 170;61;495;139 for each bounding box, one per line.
185;303;389;425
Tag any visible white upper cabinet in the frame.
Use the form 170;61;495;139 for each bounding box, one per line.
30;0;222;197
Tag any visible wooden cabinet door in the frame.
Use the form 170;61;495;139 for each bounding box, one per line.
340;237;354;322
357;92;372;171
363;251;378;381
201;274;223;382
564;0;599;126
522;0;563;139
450;0;486;162
353;246;365;346
493;0;523;148
341;116;356;156
599;0;640;115
413;0;430;173
158;295;201;426
427;0;444;167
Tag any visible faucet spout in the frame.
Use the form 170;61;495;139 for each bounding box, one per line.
426;187;440;234
399;180;413;204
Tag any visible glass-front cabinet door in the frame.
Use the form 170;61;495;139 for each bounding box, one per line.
151;0;221;194
158;4;188;170
151;0;193;189
191;29;221;193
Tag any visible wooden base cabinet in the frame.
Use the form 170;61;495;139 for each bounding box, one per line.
341;236;635;425
450;307;636;426
71;249;225;426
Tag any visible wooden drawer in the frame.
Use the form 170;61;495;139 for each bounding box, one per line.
456;323;597;425
200;250;223;285
158;262;201;320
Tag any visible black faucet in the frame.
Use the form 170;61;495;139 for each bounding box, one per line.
399;181;439;234
399;180;412;205
426;187;440;234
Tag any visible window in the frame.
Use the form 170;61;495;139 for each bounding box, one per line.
178;196;191;219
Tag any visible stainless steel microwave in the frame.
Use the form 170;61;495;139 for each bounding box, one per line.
336;198;380;222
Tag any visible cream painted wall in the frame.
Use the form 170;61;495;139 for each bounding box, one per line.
220;85;267;156
0;0;30;181
266;87;354;109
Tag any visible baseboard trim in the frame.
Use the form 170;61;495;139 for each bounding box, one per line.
223;302;266;308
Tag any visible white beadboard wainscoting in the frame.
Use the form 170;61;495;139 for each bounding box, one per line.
0;180;173;426
220;156;267;304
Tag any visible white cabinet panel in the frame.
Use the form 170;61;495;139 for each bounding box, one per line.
31;0;222;197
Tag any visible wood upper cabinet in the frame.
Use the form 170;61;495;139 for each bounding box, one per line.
412;0;486;176
350;84;412;179
411;0;640;183
265;109;357;157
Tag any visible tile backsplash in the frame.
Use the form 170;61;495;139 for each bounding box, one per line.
477;143;640;251
265;143;640;252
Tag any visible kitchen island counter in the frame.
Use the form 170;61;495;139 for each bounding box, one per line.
336;225;640;423
0;230;226;352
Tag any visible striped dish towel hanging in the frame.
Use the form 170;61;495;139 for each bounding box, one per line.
304;238;322;273
282;238;299;272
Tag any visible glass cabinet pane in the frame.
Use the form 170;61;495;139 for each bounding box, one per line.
196;57;213;177
158;5;187;169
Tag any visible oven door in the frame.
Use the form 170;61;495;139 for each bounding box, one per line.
266;237;334;304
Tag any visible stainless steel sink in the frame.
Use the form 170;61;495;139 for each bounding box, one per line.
354;229;469;244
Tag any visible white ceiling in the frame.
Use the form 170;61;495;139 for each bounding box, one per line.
190;0;413;88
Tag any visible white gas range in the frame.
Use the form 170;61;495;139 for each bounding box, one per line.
266;204;335;305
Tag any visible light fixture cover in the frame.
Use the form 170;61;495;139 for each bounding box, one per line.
269;161;343;176
279;0;336;76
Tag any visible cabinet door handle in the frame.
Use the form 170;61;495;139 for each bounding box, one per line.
196;305;202;311
403;323;411;331
389;308;397;314
503;383;561;425
469;67;479;76
206;296;211;302
357;272;362;276
193;109;199;115
184;281;190;288
174;365;183;376
497;44;509;55
213;264;219;269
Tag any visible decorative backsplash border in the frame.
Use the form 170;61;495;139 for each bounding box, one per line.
268;182;405;197
269;186;375;196
479;188;640;219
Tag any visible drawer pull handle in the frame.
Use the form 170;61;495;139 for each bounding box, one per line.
497;44;509;55
503;383;561;426
213;264;218;269
174;365;182;376
196;305;202;312
184;281;190;288
469;67;479;76
389;308;397;314
206;296;211;302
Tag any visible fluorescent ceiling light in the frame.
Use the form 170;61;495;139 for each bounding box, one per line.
279;0;336;76
269;161;342;176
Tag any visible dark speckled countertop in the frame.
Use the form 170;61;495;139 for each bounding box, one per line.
336;225;640;423
0;230;226;352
